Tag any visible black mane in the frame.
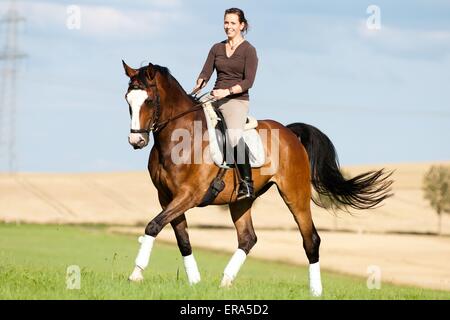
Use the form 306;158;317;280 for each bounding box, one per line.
152;64;171;77
139;64;200;104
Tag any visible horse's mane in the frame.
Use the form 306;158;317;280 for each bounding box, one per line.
139;64;200;105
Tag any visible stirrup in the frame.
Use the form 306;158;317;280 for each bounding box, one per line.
237;180;255;200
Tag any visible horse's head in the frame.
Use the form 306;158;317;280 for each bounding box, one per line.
122;60;160;150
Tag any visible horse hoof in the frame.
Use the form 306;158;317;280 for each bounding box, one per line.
220;275;233;288
128;275;144;282
310;288;322;297
128;266;144;282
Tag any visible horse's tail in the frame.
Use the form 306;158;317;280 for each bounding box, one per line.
286;122;394;210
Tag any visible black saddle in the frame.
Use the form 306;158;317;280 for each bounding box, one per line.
214;108;235;168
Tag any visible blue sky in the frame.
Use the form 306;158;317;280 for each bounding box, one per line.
0;0;449;172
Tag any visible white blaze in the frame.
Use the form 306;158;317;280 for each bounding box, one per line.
126;89;148;130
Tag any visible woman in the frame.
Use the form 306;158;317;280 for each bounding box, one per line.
193;7;258;200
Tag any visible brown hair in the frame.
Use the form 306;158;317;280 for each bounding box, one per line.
224;8;249;34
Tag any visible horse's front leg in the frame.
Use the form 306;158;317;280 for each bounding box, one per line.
171;214;201;285
128;192;197;282
157;190;201;285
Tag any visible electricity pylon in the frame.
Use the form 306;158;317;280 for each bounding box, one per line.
0;0;26;173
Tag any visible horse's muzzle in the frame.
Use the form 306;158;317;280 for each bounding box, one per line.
128;133;148;149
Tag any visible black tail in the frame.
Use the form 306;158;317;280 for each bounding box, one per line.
287;122;393;210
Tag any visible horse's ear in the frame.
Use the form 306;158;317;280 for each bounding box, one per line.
122;60;138;78
146;63;156;80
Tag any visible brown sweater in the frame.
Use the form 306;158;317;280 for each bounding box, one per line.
198;40;258;100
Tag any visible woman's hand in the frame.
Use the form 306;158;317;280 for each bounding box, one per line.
191;78;206;94
211;89;230;99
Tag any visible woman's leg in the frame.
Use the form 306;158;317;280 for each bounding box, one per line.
217;99;254;199
217;98;249;148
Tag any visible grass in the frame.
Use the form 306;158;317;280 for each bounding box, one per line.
0;223;448;300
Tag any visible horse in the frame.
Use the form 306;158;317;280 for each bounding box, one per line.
122;60;393;296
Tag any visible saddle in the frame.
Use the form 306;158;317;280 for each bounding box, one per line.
200;95;265;169
197;95;266;207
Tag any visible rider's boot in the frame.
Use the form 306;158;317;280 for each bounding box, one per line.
234;138;255;201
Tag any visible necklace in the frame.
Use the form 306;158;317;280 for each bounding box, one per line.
229;38;244;50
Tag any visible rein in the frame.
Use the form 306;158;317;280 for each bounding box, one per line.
152;93;217;133
130;83;217;134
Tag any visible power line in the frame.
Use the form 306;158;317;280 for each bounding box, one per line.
0;0;27;173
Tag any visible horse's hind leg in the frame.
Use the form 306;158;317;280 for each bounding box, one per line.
276;170;322;296
220;199;257;287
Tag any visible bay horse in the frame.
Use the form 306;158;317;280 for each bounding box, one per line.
122;61;393;296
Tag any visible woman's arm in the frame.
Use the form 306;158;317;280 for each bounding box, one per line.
236;46;258;92
197;45;217;85
193;45;216;93
211;84;242;99
192;78;206;94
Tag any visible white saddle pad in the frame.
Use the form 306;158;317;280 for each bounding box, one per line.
200;95;265;169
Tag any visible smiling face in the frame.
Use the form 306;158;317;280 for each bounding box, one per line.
224;13;244;39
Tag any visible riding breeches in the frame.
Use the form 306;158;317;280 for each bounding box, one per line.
214;98;249;148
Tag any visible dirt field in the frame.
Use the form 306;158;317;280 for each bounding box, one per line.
1;161;450;291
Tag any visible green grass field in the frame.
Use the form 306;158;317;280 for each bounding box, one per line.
0;223;448;300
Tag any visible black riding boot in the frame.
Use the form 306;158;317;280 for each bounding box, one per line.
233;139;255;200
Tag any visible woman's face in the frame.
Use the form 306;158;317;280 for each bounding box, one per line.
224;13;244;38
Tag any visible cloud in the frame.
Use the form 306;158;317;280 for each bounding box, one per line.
1;1;184;38
77;5;181;36
357;20;450;60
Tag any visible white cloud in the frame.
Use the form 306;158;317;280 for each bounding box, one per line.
357;20;450;60
259;13;450;104
1;1;184;37
78;5;180;36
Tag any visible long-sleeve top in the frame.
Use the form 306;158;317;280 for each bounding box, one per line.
198;40;258;101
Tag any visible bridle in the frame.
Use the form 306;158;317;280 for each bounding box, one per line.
129;80;217;135
129;82;161;134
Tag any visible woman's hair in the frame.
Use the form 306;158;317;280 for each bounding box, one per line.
224;8;249;34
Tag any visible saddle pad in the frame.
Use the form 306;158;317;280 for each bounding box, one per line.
200;96;265;169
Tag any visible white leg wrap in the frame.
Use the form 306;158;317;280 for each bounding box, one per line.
220;249;247;287
183;254;201;285
129;235;155;282
129;265;144;282
135;235;155;269
309;262;323;297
